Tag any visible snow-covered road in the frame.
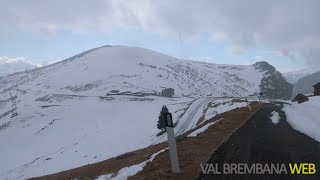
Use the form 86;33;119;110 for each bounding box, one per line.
176;97;217;136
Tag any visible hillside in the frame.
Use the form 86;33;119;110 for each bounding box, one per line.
0;45;291;179
292;71;320;97
283;66;320;84
1;46;265;98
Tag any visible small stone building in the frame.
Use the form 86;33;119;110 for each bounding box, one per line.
292;94;309;104
161;88;174;97
313;83;320;96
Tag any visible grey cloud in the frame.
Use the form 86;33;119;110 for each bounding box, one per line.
1;0;320;65
230;46;247;55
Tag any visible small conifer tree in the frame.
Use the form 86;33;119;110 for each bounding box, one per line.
157;105;168;131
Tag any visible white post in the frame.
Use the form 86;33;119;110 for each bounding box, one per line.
166;114;180;173
166;127;180;173
246;99;252;111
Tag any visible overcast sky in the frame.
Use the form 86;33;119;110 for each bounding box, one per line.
1;0;320;72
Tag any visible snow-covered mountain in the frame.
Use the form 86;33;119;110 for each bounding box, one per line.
0;56;40;76
0;46;265;98
292;71;320;97
283;65;320;97
0;45;290;179
283;66;320;84
0;46;291;99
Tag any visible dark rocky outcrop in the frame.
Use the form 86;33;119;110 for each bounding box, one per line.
254;61;293;100
292;94;309;104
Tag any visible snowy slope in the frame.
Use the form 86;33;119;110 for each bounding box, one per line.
291;71;320;97
0;45;272;179
283;66;320;84
0;57;40;76
0;46;264;98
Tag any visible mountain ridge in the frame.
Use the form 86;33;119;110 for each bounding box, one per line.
292;71;320;97
283;66;320;84
0;45;291;98
0;56;40;77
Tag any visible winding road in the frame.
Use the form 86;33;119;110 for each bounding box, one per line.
198;103;320;180
175;97;217;136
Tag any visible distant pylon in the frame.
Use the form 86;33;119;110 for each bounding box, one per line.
9;89;19;118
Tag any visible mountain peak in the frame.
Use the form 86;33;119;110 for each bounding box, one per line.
253;61;276;72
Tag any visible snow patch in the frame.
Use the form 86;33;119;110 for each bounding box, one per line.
270;111;280;125
283;96;320;142
203;101;247;124
95;174;112;180
188;118;224;137
96;148;167;180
